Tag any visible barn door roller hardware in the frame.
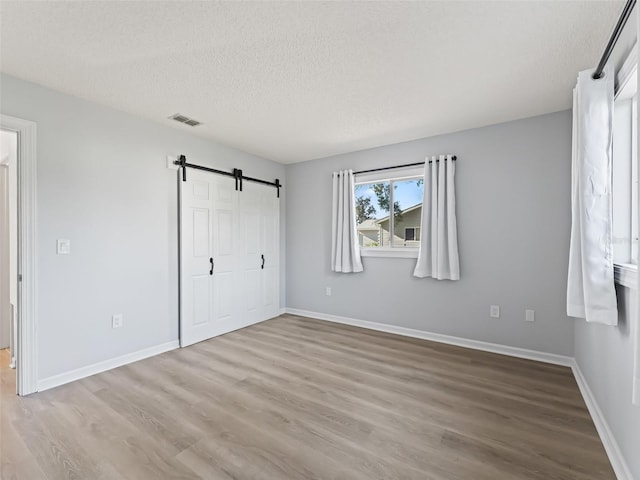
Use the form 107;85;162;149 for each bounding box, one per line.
175;155;282;197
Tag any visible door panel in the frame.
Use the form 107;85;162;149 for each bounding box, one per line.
208;175;240;338
192;209;209;257
214;272;234;320
239;185;262;325
245;213;259;254
192;180;209;199
180;170;214;346
180;170;239;346
262;266;277;310
216;209;234;256
244;269;259;314
192;276;210;326
260;186;280;320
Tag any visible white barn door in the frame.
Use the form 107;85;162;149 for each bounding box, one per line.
180;169;279;347
239;182;280;324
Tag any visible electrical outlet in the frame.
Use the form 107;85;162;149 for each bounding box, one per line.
325;286;332;296
112;314;123;329
490;305;500;318
525;309;535;322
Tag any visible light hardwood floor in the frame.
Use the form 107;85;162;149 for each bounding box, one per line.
0;315;614;479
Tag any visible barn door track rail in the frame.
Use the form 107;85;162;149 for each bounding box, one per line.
175;154;282;197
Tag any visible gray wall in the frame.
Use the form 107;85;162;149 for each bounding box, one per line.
574;286;640;479
287;111;575;356
0;74;286;380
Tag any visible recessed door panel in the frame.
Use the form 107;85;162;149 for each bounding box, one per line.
262;214;275;255
192;276;210;326
217;183;233;202
216;210;233;256
193;209;209;257
214;272;234;321
262;266;276;309
245;269;259;313
193;181;209;200
245;212;259;254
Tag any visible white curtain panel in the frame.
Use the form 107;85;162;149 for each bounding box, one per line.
331;170;363;273
634;7;640;408
567;66;618;325
413;155;460;280
634;319;640;406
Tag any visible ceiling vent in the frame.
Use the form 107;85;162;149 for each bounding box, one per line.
169;113;202;127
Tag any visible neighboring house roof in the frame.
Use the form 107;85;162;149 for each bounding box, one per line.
356;219;379;231
375;203;422;225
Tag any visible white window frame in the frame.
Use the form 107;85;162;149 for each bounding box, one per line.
631;95;638;265
613;44;638;289
355;166;423;259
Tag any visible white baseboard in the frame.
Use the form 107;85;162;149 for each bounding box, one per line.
570;360;633;480
285;308;573;366
37;340;179;392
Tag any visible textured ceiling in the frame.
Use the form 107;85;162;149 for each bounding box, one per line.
0;1;625;163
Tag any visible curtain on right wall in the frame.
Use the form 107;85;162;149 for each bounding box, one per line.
413;154;460;280
635;12;640;407
567;65;618;326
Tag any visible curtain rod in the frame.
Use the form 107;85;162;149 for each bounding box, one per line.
353;156;457;175
592;0;636;80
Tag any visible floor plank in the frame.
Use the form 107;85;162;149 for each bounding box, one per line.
0;317;615;479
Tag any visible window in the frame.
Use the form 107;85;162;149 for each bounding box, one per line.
405;227;420;242
612;56;638;288
354;166;424;257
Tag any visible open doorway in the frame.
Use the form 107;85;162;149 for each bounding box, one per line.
0;114;37;396
1;130;18;380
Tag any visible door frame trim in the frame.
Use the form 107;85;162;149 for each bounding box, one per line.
1;114;38;396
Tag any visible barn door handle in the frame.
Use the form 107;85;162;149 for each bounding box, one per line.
209;258;214;275
261;254;265;270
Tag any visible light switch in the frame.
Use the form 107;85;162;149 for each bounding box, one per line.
57;239;71;255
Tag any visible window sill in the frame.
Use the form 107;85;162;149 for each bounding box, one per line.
361;248;419;259
614;263;638;290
